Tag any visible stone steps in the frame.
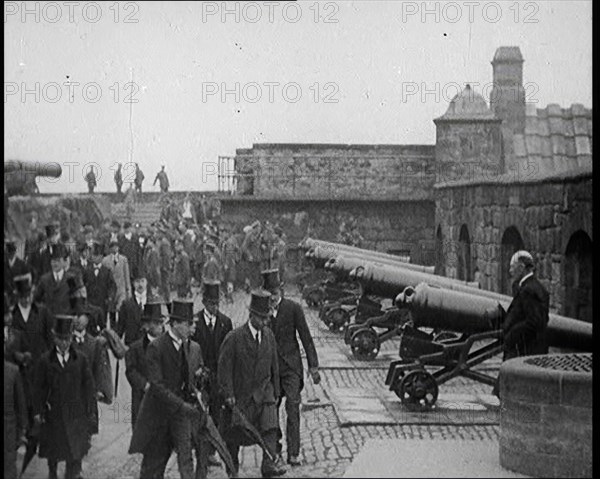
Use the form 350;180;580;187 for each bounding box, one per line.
111;201;162;227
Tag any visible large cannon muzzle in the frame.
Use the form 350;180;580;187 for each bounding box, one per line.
395;282;593;351
4;159;62;196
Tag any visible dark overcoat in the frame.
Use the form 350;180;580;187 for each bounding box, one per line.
193;310;233;375
83;265;116;317
124;335;151;426
502;275;550;359
118;234;141;282
4;360;27;479
33;271;71;315
72;333;113;433
270;298;319;389
117;296;144;346
128;334;203;455
34;346;96;461
217;323;280;440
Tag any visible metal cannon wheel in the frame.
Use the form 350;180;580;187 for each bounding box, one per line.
327;307;351;332
350;328;380;360
398;370;439;412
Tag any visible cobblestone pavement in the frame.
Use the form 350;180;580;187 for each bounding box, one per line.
20;287;500;479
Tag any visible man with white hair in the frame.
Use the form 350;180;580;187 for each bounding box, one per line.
493;250;550;397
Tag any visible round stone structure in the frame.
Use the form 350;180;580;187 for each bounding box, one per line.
499;353;592;478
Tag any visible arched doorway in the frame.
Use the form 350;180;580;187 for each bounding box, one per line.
435;225;446;276
457;224;472;281
564;231;593;323
500;226;525;295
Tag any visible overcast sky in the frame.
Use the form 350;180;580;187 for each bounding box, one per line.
4;1;592;193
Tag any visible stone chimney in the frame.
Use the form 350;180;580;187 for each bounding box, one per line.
490;46;526;164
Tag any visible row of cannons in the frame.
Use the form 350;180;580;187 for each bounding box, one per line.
297;238;593;412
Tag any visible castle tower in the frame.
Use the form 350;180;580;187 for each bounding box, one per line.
490;46;526;165
434;84;503;183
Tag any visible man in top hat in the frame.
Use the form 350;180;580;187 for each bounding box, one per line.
119;221;141;287
10;274;52;438
84;241;117;325
33;314;96;479
70;241;92;278
493;250;550;398
217;289;287;478
102;240;132;316
129;299;204;479
28;221;61;283
33;242;72;315
261;269;320;467
125;301;166;428
191;280;233;466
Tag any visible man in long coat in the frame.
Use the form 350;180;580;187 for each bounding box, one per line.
4;337;28;479
129;300;204;479
33;242;72;315
173;239;192;299
84;242;116;328
124;301;165;427
217;290;286;478
28;222;61;284
119;221;141;287
117;275;148;346
143;231;162;298
33;314;96;479
158;232;173;302
192;281;232;466
262;269;320;466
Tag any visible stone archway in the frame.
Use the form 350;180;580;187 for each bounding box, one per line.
500;226;525;295
457;224;472;281
564;230;593;323
435;225;446;276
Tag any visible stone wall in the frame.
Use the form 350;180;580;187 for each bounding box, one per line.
435;175;593;317
234;143;436;200
219;198;436;267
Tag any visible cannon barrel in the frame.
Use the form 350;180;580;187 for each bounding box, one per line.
350;262;497;299
396;283;593;351
306;244;435;274
4;159;62;177
300;238;436;274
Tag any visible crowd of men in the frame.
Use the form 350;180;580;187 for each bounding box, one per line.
4;214;318;479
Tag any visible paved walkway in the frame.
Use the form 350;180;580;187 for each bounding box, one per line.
19;287;504;478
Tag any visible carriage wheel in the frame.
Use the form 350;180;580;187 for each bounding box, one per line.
327;308;350;332
398;370;439;412
350;328;380;360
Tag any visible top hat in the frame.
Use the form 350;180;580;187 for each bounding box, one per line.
50;242;68;260
123;221;132;229
261;269;283;292
203;280;221;303
248;289;272;318
111;220;121;229
169;300;195;323
52;314;75;338
13;274;33;296
45;222;60;238
142;302;165;323
77;241;89;253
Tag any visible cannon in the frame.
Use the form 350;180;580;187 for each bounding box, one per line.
4;159;62;196
383;282;593;412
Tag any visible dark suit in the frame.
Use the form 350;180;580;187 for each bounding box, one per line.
217;323;280;473
72;333;113;434
270;298;319;457
192;310;232;431
117;296;145;346
125;335;152;427
4;361;28;479
143;242;162;293
129;333;203;479
83;264;116;320
28;243;55;284
502;274;550;359
33;271;71;315
119;233;140;283
34;347;95;478
4;256;30;298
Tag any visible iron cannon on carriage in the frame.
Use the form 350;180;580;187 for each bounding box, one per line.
382;282;593;412
4;159;62;196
